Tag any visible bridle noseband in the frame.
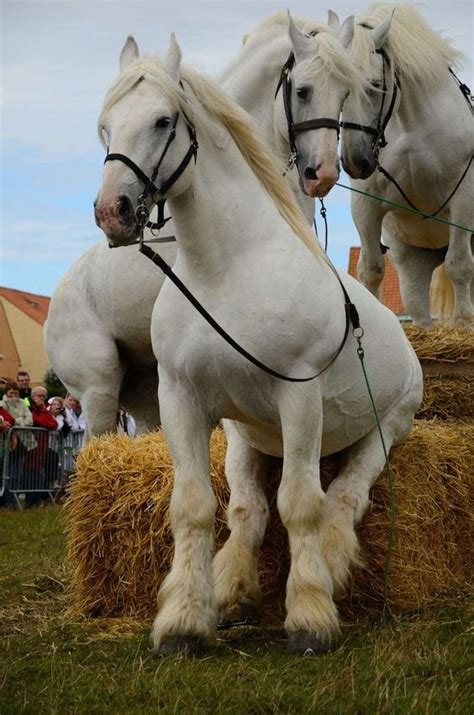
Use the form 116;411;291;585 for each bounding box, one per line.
275;50;341;171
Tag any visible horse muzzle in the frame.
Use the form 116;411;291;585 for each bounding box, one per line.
94;195;140;246
341;156;376;181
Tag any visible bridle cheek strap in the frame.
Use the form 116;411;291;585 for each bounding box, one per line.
340;48;400;155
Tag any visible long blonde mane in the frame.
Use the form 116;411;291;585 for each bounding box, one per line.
351;4;464;88
99;55;324;259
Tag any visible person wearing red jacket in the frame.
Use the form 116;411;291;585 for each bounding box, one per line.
0;405;15;507
24;386;58;507
0;406;15;431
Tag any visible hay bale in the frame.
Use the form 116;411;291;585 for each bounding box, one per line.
66;421;472;622
403;326;474;420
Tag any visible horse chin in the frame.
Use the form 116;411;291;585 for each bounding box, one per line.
302;180;334;199
103;224;140;247
341;157;376;181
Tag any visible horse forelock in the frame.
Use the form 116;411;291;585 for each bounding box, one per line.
98;54;324;261
352;3;464;88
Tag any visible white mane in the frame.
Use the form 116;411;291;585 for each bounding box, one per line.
239;11;368;100
352;3;464;88
99;55;325;259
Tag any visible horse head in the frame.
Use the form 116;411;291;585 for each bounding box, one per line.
273;12;360;198
340;10;398;179
94;34;195;246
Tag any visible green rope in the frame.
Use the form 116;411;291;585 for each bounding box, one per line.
336;182;474;234
354;336;398;621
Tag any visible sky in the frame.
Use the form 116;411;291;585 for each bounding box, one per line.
1;0;473;298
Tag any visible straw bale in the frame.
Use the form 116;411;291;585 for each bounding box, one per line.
401;325;474;420
404;325;474;364
66;420;472;623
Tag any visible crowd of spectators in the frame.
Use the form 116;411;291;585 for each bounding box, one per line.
0;369;136;508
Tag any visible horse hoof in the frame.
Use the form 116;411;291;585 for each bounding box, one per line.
287;631;336;656
217;600;260;629
153;635;204;657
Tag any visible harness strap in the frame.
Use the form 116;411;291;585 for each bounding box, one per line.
139;241;360;383
378;154;473;223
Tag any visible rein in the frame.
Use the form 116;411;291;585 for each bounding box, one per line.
105;104;360;382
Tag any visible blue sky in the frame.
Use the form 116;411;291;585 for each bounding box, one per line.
1;0;472;297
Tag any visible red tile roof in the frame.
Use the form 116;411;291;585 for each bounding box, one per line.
0;287;50;326
348;247;406;316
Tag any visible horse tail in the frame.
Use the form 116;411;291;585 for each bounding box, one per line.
430;263;455;324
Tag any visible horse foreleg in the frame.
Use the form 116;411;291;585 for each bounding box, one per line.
213;419;270;627
387;238;444;325
320;383;421;597
151;377;216;656
278;385;339;654
352;193;385;296
443;200;474;325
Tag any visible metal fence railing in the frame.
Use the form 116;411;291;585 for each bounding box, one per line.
0;426;84;509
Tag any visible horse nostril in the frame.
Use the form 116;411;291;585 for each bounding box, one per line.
304;167;318;180
359;160;373;176
117;195;133;222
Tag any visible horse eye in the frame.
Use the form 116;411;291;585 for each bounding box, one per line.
296;87;310;100
155;116;171;129
371;80;381;89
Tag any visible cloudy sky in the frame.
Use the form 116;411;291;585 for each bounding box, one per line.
1;0;472;297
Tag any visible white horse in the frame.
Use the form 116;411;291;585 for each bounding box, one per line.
95;37;422;655
45;12;359;438
339;3;473;326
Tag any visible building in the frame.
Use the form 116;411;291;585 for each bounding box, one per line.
0;287;51;384
347;246;411;322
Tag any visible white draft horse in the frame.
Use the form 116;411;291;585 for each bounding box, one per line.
95;36;422;655
339;4;473;326
45;12;358;438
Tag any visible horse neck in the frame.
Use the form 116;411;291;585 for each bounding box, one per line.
167;129;290;275
218;26;315;224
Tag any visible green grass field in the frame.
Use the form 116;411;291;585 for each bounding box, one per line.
1;506;472;714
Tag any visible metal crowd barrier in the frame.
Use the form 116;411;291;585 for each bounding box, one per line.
0;426;84;509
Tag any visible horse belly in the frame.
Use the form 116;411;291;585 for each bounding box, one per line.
384;210;449;249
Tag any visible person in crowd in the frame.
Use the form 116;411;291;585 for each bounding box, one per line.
64;394;86;432
1;381;34;430
0;404;16;507
0;381;35;500
23;385;58;507
17;370;32;405
48;396;70;435
0;405;15;431
116;408;136;437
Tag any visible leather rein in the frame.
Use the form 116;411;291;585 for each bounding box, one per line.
104;82;361;383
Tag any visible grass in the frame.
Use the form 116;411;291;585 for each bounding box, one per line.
0;506;472;714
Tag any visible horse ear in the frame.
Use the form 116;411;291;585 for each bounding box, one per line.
338;15;354;49
287;11;312;61
164;32;182;81
371;9;395;50
120;36;139;73
327;10;340;32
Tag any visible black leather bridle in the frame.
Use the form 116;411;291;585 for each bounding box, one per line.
275;51;341;172
104;109;198;234
340;46;400;160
